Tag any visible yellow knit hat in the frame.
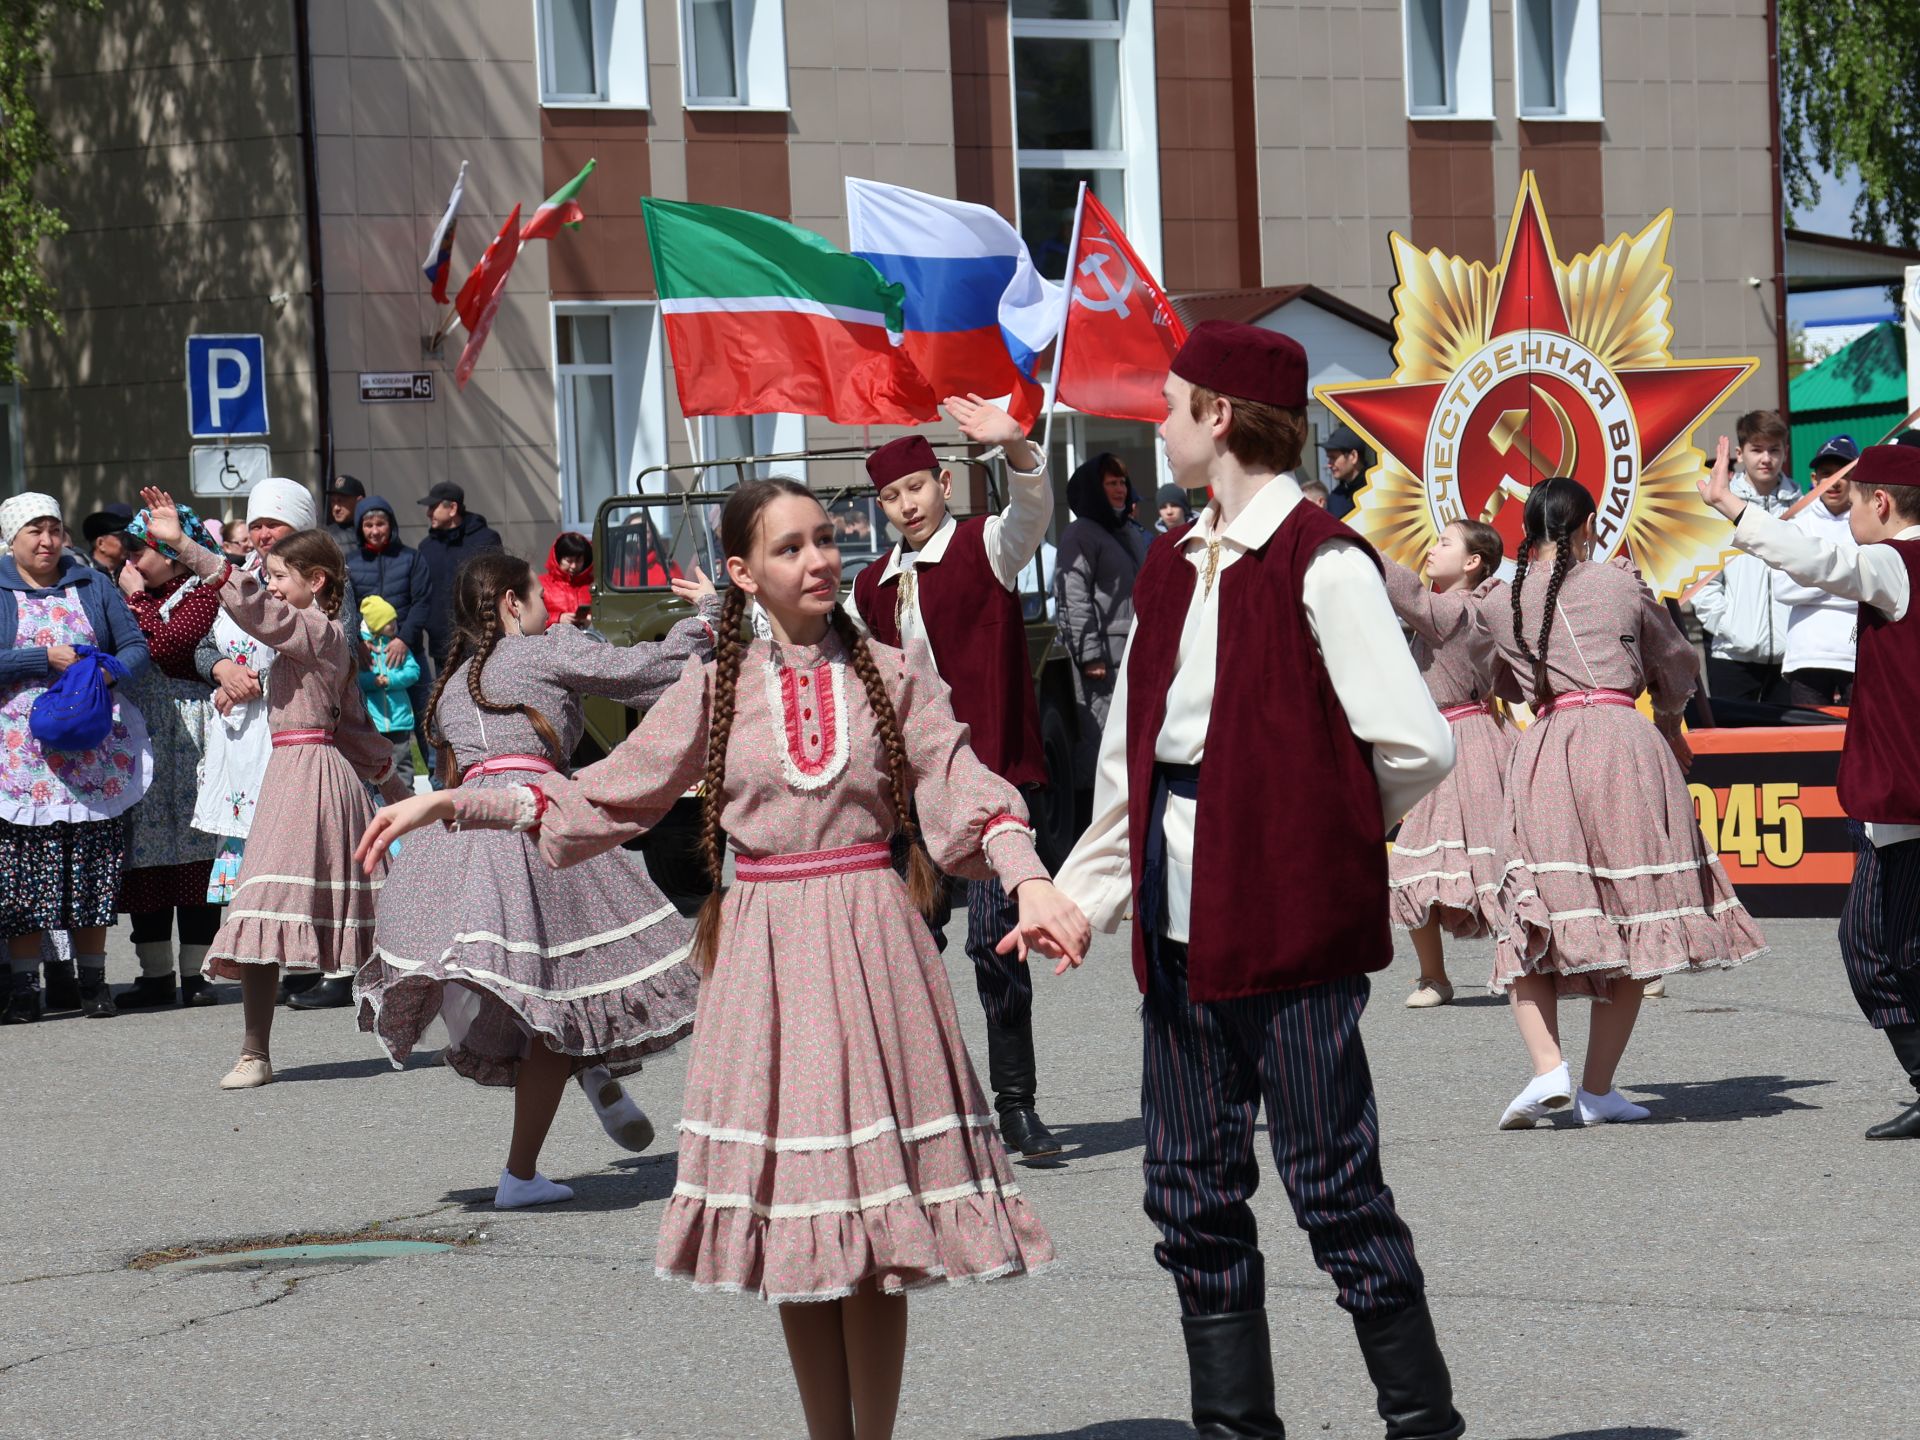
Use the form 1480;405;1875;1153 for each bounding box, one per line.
359;594;398;634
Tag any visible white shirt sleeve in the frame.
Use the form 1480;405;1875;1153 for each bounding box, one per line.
839;593;869;636
1302;541;1457;829
1734;506;1912;621
981;450;1053;592
1051;621;1137;934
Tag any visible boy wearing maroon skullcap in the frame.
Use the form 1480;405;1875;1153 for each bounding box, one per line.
848;394;1062;1157
1704;439;1920;1141
1054;320;1463;1438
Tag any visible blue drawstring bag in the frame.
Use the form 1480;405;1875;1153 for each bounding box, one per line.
30;644;130;752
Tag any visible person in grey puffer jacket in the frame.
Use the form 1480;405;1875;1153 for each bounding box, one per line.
1690;410;1798;704
1054;453;1150;783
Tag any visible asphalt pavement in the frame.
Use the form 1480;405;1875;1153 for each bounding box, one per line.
2;916;1915;1440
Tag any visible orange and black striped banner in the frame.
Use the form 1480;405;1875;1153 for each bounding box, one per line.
1686;726;1850;918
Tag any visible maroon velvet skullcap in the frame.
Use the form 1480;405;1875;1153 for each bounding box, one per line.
1171;320;1308;408
866;435;940;488
1850;443;1920;490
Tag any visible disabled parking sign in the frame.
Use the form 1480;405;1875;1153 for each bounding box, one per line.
186;334;269;438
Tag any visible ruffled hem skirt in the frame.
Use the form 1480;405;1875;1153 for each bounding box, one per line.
355;788;699;1087
1490;707;1767;999
1389;711;1521;939
658;866;1054;1302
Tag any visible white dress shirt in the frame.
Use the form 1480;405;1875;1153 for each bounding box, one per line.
1735;507;1920;847
1054;474;1456;943
844;450;1051;664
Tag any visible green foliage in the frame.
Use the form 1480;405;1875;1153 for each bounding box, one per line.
1781;0;1920;245
0;0;99;384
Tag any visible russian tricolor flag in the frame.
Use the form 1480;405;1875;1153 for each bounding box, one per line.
846;178;1065;428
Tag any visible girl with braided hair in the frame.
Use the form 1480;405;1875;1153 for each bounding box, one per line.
1381;519;1545;1008
136;487;411;1091
355;550;720;1210
362;476;1086;1438
1481;477;1766;1130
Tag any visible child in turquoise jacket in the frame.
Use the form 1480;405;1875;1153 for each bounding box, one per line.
359;595;422;790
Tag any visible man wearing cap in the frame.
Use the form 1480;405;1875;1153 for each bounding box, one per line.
1319;422;1372;520
326;475;366;549
1155;484;1194;533
1777;434;1862;706
81;503;135;579
418;481;502;671
848;396;1063;1159
1054;321;1463;1439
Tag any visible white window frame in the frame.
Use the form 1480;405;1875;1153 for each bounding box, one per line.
1513;0;1602;121
551;302;670;525
695;413;808;487
1010;0;1163;282
679;0;789;112
535;0;649;109
1399;0;1494;121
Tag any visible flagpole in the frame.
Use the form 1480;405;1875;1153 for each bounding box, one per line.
1039;182;1088;466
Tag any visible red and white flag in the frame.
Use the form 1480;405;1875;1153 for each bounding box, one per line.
421;160;468;304
453;203;524;389
1055;192;1187;423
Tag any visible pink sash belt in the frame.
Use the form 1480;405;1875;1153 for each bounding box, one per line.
734;841;893;884
272;728;333;748
1538;687;1638;717
1438;700;1494;722
463;753;560;782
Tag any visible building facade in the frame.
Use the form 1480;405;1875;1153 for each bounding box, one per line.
15;0;1784;558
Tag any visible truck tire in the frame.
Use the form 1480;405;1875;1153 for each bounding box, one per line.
1032;698;1079;872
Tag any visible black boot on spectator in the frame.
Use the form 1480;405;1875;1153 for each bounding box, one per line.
1;971;40;1025
117;974;178;1009
181;974;219;1007
278;971;321;1006
42;960;80;1012
288;975;353;1010
78;967;117;1019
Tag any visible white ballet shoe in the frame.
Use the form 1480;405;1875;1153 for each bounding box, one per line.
1642;976;1667;998
1499;1063;1573;1130
579;1064;655;1152
1576;1087;1650;1126
1405;978;1454;1008
493;1169;575;1209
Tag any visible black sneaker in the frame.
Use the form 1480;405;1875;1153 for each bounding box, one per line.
180;975;219;1007
116;974;178;1009
78;975;118;1019
42;962;80;1012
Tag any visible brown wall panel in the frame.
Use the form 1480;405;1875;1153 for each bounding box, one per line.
542;109;654;300
685;111;792;220
1156;0;1259;290
1408;121;1497;262
1518;122;1605;256
949;0;1015;217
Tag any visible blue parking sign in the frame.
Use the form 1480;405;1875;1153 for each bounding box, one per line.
186;334;269;438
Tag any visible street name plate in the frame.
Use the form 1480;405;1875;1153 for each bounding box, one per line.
359;371;435;403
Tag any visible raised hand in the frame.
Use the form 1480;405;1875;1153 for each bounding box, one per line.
943;393;1025;448
1697;436;1740;520
136;486;186;547
670;562;717;605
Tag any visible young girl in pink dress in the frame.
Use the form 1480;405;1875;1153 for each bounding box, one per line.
1482;478;1766;1130
138;488;408;1090
363;477;1089;1439
1381;519;1542;1006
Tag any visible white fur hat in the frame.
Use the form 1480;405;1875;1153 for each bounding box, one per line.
245;477;317;532
1;492;64;546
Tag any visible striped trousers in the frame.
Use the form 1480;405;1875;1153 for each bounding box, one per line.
1141;936;1427;1319
964;875;1032;1028
1839;829;1920;1030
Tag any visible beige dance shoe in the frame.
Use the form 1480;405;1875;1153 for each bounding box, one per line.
1405;978;1455;1008
218;1055;273;1090
1499;1063;1573;1130
1643;976;1667;998
580;1065;655;1152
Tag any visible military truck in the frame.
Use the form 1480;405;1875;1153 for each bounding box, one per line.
577;447;1085;899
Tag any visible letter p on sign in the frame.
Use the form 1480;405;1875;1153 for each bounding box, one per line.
186;334;269;438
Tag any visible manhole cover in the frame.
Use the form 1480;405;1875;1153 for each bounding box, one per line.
153;1239;454;1274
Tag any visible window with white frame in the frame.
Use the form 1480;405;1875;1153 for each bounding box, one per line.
537;0;648;106
696;413;807;486
1515;0;1601;120
1010;0;1161;283
1400;0;1493;120
680;0;789;109
553;304;670;525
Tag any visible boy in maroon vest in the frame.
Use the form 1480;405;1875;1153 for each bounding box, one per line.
848;397;1061;1157
1703;439;1920;1139
1054;321;1463;1439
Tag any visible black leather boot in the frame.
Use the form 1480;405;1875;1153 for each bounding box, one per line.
1;973;40;1025
1866;1024;1920;1140
77;969;117;1019
1352;1301;1464;1440
288;975;353;1010
987;1018;1061;1158
1181;1311;1286;1438
277;971;321;1006
116;974;178;1009
41;961;79;1012
180;974;219;1007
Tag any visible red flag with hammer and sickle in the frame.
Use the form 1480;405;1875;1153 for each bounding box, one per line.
1056;192;1187;424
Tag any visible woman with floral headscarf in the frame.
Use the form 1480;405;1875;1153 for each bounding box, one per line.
0;493;151;1022
114;502;225;1009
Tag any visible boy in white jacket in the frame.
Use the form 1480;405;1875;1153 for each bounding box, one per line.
1777;434;1861;706
1692;409;1798;702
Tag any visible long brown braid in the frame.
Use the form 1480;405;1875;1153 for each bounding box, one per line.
688;584;748;973
1508;477;1597;708
426;552;563;787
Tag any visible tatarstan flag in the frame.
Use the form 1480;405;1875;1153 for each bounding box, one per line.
521;159;595;242
643;197;939;425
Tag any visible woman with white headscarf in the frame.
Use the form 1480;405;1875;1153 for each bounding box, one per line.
0;493;153;1022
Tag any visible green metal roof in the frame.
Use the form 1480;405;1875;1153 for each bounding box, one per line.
1790;321;1906;414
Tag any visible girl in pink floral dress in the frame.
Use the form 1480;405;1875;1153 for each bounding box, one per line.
364;477;1090;1440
